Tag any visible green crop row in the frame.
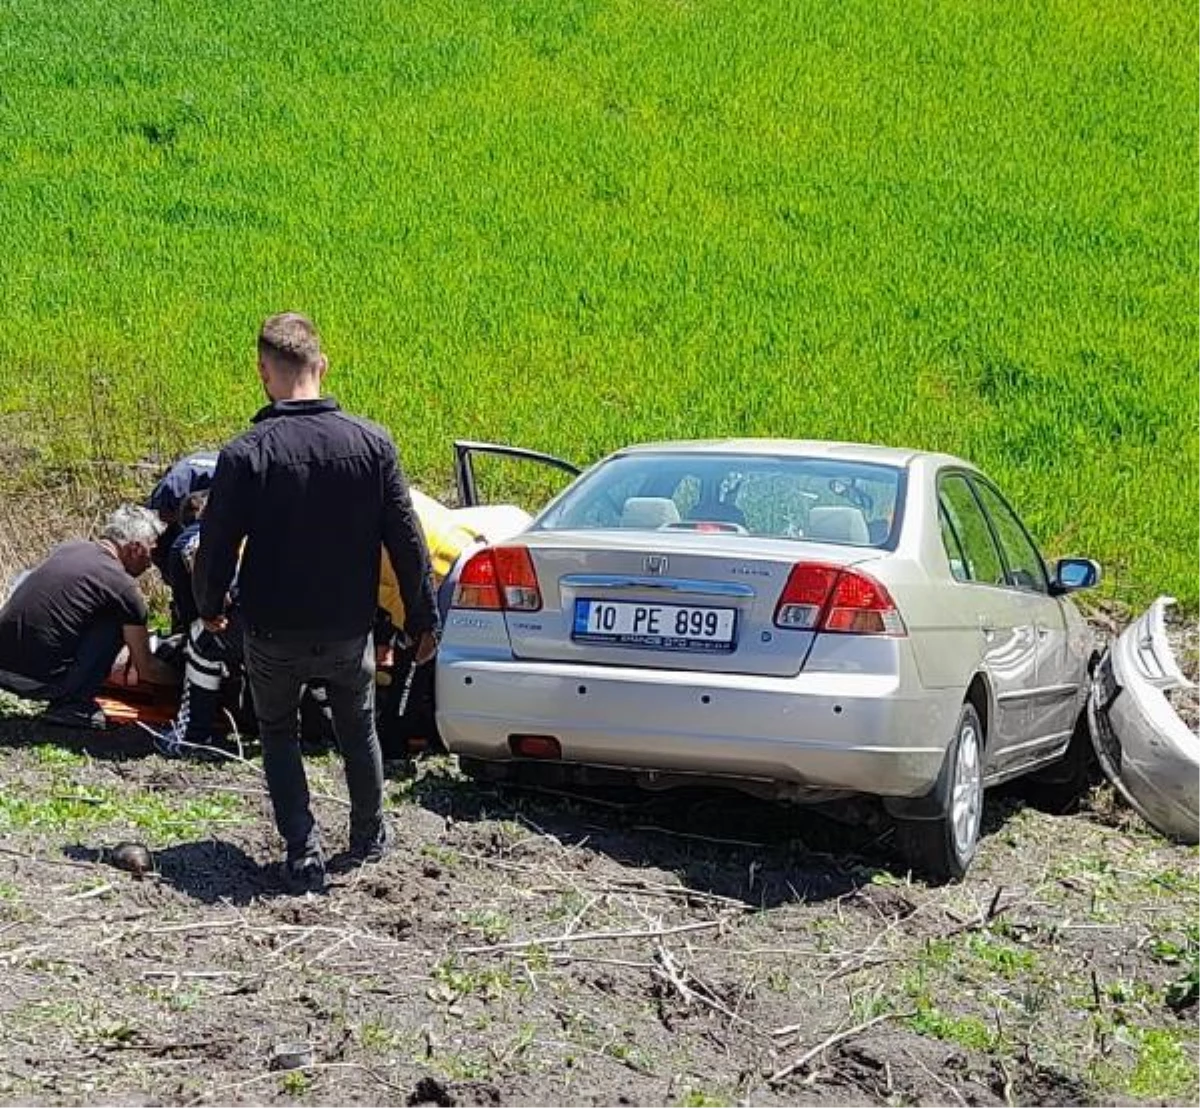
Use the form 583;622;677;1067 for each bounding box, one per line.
0;0;1195;602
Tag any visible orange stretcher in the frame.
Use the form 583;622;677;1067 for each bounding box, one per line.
96;680;181;728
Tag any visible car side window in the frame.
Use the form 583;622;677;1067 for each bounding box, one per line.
938;504;970;582
938;474;1005;586
970;480;1050;594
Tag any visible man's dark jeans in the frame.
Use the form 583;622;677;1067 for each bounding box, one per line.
243;630;382;860
0;620;123;707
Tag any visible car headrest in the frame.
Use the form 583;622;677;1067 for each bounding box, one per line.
620;497;682;529
807;506;870;545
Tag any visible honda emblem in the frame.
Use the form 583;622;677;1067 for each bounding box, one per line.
644;555;669;576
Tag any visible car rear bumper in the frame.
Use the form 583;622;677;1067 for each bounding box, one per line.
436;656;955;798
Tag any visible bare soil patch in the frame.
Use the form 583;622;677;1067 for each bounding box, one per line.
1;487;1196;1105
1;712;1195;1107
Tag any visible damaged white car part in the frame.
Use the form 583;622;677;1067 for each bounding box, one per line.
1089;597;1199;844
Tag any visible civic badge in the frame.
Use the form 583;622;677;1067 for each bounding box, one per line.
644;554;669;576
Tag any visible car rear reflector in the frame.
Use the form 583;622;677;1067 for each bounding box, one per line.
508;734;562;759
774;562;906;636
452;546;542;612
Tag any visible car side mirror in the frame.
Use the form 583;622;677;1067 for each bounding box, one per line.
1050;557;1101;595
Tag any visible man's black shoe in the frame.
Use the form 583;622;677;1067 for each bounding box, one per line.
349;824;390;865
282;853;326;895
42;700;108;731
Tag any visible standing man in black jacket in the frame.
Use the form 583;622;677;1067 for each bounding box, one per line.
194;313;439;893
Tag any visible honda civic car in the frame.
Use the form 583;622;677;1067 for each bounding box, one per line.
435;440;1100;880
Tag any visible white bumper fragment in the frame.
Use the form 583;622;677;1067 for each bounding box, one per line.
1089;597;1199;844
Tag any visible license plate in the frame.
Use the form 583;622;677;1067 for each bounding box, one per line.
572;599;736;653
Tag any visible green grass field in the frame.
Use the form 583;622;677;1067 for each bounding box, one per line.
0;0;1195;603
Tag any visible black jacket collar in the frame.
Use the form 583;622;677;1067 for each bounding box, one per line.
251;397;341;424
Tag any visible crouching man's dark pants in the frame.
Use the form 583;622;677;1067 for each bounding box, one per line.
0;620;123;708
243;630;382;861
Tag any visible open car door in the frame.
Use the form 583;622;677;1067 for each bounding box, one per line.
453;440;583;510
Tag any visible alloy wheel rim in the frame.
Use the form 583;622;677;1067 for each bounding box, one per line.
951;721;982;859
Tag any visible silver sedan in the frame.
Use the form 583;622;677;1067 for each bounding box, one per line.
435;440;1101;880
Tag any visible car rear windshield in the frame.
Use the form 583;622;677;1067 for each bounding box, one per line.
534;452;903;548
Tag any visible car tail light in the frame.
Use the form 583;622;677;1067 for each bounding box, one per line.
774;563;842;629
453;549;502;609
493;546;542;611
452;546;542;612
823;570;906;635
774;562;906;636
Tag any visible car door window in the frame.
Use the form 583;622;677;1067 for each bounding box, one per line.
938;474;1005;586
939;504;970;582
971;480;1050;594
454;442;581;510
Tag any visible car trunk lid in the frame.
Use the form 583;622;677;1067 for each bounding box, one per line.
492;531;884;677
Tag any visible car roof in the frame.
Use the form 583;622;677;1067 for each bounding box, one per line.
610;438;974;471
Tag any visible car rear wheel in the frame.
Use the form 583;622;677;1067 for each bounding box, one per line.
896;703;984;883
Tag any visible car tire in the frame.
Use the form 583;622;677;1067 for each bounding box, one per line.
896;702;984;883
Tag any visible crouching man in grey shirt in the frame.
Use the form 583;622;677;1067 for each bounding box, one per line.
0;505;176;730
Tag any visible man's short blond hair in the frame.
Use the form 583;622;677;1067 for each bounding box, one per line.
258;312;323;373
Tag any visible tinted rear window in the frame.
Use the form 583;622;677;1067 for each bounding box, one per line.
535;452;903;548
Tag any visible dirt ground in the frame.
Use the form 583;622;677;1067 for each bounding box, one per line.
1;495;1196;1106
0;709;1196;1108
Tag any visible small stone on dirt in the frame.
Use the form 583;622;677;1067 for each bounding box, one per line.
107;841;154;878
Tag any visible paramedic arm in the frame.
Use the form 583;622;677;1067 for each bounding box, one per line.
192;450;249;631
413;629;439;665
122;625;177;685
380;446;440;659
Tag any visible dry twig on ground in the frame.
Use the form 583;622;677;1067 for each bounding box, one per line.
458;916;734;956
767;1010;914;1085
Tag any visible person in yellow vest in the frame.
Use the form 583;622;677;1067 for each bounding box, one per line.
374;485;537;758
374;488;488;756
377;489;483;626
